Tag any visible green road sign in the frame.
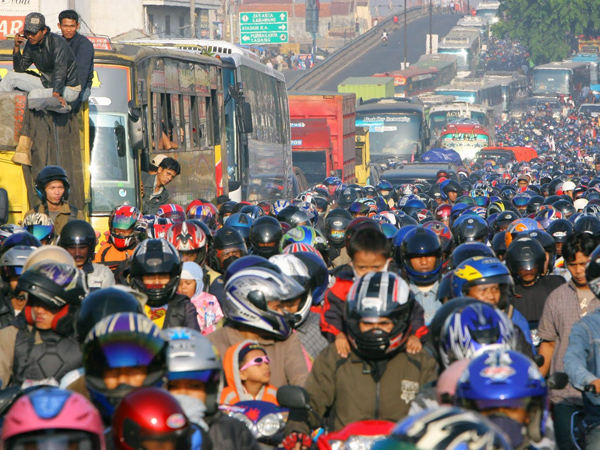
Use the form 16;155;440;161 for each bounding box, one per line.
239;12;289;44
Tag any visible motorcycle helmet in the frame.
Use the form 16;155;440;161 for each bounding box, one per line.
129;239;182;307
224;255;281;283
218;200;238;223
574;214;600;234
450;241;496;269
166;220;208;266
271;200;291;217
455;348;548;447
491;231;507;260
22;245;75;271
1;387;104;450
83;312;167;422
376;180;393;200
517;229;557;274
294;251;329;306
108;205;142;250
346;272;414;359
210;227;248;273
156;203;186;224
451;256;512;309
240;204;265;220
76;286;145;344
505;218;542;248
546;218;573;245
164;327;222;415
34;165;70;203
440;179;461;201
373;406;511;450
248;216;283;258
435;204;452;224
1;245;37;282
142;217;173;240
452;215;489;245
279;225;328;255
505;237;547;284
276;205;311;227
18;261;88;336
324;208;353;249
223;267;304;340
112;387;193;450
493;210;519;233
58;220;97;265
225;213;254;241
399;227;443;286
186;201;219;230
22;213;55;243
439;302;516;367
1;231;41;254
553;199;576;219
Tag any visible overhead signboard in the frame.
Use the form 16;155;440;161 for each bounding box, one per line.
239;12;288;45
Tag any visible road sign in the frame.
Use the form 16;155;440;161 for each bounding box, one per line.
240;12;289;45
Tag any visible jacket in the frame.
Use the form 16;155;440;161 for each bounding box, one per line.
141;172;169;215
25;203;84;236
153;294;201;331
220;340;279;405
206;412;261;450
93;241;135;273
83;262;115;290
300;344;437;432
207;325;308;388
65;32;94;92
14;31;80;94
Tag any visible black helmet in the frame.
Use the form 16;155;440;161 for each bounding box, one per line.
59;220;97;265
553;199;575;218
17;261;88;336
240;204;265;219
336;187;360;209
324;208;353;249
249;216;283;258
218;201;238;223
450;242;496;269
452;215;489;245
586;245;600;299
546;219;573;243
491;231;507;258
34;166;70;203
526;195;545;215
516;230;556;274
574;215;600;234
210;227;248;273
276;205;311;227
505;237;546;284
493;211;519;233
346;272;414;359
129;239;182;307
76;286;144;344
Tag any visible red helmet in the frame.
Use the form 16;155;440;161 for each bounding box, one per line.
109;205;141;250
157;203;186;224
187;200;219;230
166;220;208;265
112;387;192;450
144;217;174;240
435;204;452;221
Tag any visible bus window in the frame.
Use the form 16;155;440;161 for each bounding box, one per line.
171;94;182;149
181;95;192;149
196;96;209;148
211;88;221;146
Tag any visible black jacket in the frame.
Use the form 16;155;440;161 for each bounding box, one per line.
163;294;201;331
65;32;94;91
14;30;80;94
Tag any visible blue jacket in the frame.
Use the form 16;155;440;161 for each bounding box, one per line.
564;309;600;408
511;307;535;353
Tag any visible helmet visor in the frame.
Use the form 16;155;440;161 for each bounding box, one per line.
95;336;165;369
167;369;220;383
6;430;100;450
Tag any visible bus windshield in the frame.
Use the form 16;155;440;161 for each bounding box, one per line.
438;49;469;71
435;90;477;103
356;112;422;159
88;65;137;214
429;110;487;135
533;69;570;95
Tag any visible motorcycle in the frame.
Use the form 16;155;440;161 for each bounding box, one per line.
381;36;388;47
277;386;392;450
220;400;289;448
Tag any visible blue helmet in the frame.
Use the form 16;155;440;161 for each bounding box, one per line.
451;256;512;309
391;225;418;266
225;213;254;239
399;226;443;285
455;348;548;445
401;198;427;217
374;406;512;450
439;302;516;367
272;199;291;216
450;241;496;269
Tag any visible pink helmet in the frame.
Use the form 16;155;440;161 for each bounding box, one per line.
2;387;105;449
436;358;472;405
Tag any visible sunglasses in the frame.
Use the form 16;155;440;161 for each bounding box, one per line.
240;355;271;372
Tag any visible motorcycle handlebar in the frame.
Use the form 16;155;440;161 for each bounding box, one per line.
584;384;597;393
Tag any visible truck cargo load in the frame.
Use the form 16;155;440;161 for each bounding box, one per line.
338;77;395;102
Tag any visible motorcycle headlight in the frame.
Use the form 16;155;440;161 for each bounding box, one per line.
230;412;257;436
257;412;286;437
343;435;387;450
329;441;344;450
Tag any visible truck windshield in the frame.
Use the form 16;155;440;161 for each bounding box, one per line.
356;112;422;160
533;69;570;95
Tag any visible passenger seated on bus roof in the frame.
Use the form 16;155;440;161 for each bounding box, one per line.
0;12;81;114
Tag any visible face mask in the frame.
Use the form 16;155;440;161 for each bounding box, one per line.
221;255;239;272
487;414;526;449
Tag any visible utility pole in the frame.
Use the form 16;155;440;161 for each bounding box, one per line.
190;0;196;38
403;0;407;68
429;0;432;54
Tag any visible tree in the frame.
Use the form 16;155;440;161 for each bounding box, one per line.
493;0;600;64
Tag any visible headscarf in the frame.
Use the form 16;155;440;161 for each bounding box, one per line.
181;261;204;298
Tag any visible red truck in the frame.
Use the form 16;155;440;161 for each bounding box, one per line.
288;92;356;184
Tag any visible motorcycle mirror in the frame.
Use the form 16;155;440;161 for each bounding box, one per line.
533;354;544;367
276;385;311;410
547;372;569;390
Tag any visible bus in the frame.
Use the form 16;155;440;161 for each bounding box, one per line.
439;119;492;161
532;61;591;98
428;102;496;141
483;72;530;113
0;39;228;230
434;79;503;116
413;53;458;86
475;1;500;23
117;39;295;202
355;98;428;163
373;67;439;98
438;29;481;77
455;17;490;45
569;53;600;97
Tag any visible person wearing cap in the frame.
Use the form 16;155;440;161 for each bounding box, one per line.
0;12;80;114
220;340;278;406
148;154;168;175
517;174;531;188
141;157;181;215
562;181;576;199
57;10;93;113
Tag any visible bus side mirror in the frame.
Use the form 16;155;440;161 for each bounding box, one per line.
127;100;144;151
114;122;127;158
237;102;253;134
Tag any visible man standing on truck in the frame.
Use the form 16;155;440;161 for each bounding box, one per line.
0;12;80;114
57;10;94;113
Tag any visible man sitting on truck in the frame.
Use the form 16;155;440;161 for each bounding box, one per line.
0;12;80;114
